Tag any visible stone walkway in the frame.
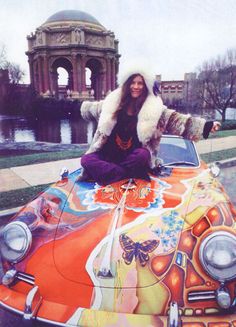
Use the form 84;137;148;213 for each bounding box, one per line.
195;135;236;154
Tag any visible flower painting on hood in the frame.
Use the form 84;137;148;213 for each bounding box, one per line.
79;64;218;186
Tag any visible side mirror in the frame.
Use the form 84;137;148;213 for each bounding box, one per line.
60;167;69;180
209;161;221;178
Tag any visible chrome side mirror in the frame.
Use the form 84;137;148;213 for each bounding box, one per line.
209;161;221;177
60;167;69;180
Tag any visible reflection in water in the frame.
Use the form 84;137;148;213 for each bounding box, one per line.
61;120;71;144
14;129;35;142
0;115;89;144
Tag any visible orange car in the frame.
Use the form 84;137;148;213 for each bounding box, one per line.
0;136;236;327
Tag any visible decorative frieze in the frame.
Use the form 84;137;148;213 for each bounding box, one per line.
85;34;105;47
51;32;70;45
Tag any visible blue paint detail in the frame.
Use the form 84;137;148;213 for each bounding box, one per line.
176;252;183;266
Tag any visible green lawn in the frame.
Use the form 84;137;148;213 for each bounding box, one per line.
0;184;50;211
200;148;236;163
0;149;85;169
209;129;236;139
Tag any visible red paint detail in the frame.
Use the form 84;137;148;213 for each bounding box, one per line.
182;324;204;327
163;264;185;306
185;259;205;288
207;207;222;226
151;251;175;276
192;217;210;237
208;323;230;327
178;230;197;259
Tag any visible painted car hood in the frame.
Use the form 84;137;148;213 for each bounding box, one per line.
51;165;229;288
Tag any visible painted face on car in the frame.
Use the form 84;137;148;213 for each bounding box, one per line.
130;75;145;98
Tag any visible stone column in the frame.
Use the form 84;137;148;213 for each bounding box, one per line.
81;55;86;92
106;57;111;92
43;55;50;93
28;57;34;88
37;56;44;94
50;70;58;98
111;58;116;90
33;61;39;92
72;54;79;96
100;69;106;99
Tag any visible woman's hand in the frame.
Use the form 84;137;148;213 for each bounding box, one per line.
211;121;221;133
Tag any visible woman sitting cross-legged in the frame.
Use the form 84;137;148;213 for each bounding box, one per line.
79;68;220;186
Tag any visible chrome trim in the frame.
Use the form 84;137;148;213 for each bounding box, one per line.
60;167;69;180
97;179;133;278
199;231;236;282
17;275;35;286
188;290;216;302
0;221;32;263
216;285;231;309
23;286;42;321
209;162;221;177
2;269;35;286
18;272;35;280
168;301;181;327
2;269;17;286
0;300;23;315
0;300;69;326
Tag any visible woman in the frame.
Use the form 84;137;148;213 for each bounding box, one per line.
79;69;219;185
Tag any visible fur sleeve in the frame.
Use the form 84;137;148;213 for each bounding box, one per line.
162;108;206;141
85;130;108;154
80;100;103;122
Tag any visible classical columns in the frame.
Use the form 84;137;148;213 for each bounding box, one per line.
106;57;111;92
37;56;44;94
28;57;34;89
43;55;50;93
81;55;87;93
26;20;120;100
105;56;117;92
72;54;79;93
111;58;116;90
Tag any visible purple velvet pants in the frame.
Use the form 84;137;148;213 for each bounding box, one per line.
81;148;150;185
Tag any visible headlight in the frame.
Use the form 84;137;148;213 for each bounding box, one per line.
0;222;32;263
199;231;236;282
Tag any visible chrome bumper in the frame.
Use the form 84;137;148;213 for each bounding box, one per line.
23;285;42;322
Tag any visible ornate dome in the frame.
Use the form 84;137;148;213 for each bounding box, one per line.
44;10;104;29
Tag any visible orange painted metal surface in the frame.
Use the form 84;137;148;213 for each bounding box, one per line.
0;158;236;326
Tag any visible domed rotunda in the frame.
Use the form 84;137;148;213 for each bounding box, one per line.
26;10;120;100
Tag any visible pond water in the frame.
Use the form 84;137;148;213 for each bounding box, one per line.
0;108;233;145
0;115;89;144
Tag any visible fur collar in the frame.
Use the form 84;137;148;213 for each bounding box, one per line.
97;88;164;144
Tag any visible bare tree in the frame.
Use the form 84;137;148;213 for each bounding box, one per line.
0;44;7;68
0;44;24;84
4;61;25;84
195;49;236;121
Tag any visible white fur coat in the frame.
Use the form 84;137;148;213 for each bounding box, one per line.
81;88;206;168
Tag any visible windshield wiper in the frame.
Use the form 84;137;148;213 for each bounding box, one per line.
165;161;197;167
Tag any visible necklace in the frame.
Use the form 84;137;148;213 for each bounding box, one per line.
115;134;132;150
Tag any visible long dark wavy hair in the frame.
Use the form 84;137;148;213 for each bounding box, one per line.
116;74;148;117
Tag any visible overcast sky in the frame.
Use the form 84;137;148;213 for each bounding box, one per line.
1;0;236;83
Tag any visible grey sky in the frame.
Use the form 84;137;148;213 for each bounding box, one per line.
0;0;236;83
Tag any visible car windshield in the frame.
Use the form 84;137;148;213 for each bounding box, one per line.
158;136;199;167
